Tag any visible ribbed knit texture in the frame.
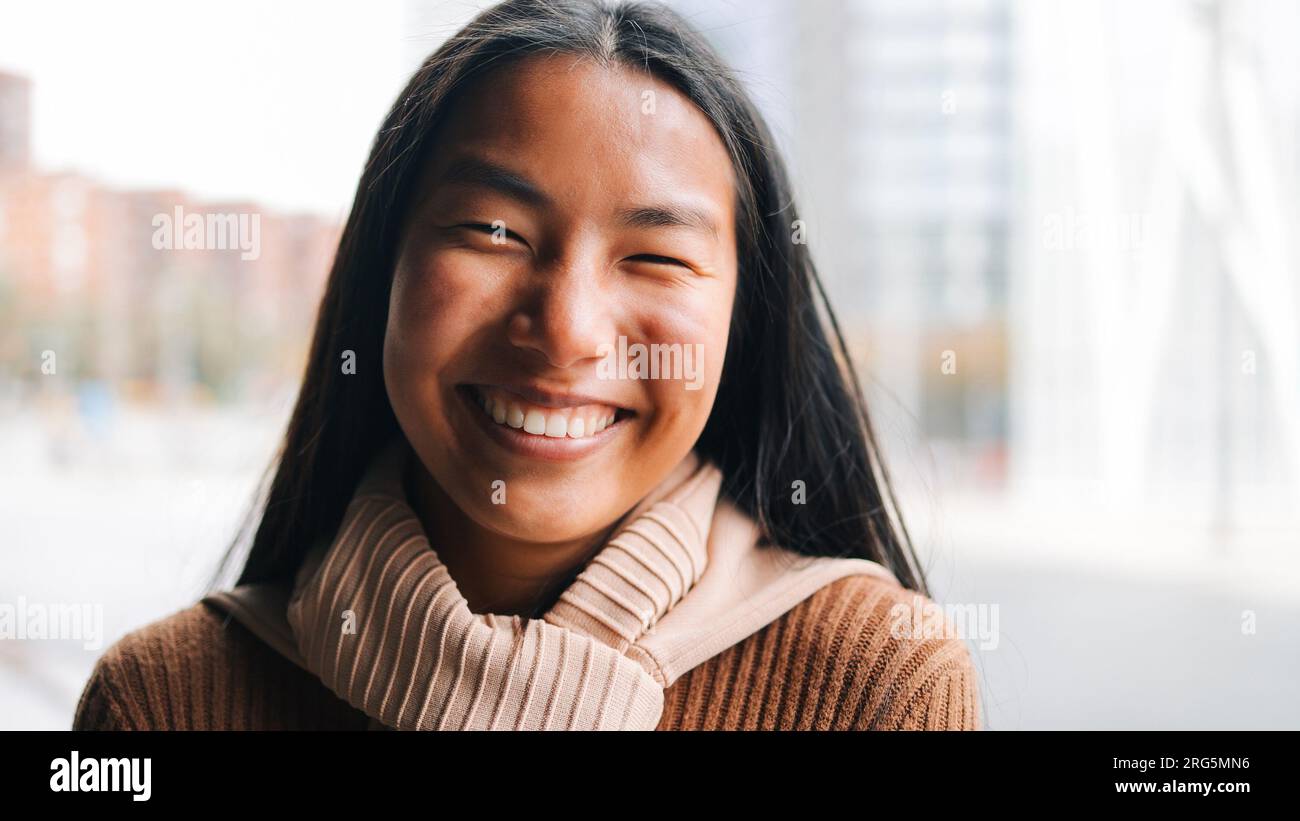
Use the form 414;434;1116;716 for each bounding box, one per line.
275;438;913;730
281;440;716;730
73;574;982;731
285;494;673;730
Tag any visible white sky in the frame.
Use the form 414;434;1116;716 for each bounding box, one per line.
0;0;491;219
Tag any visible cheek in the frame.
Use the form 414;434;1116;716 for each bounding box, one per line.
384;255;493;434
635;275;733;347
391;253;479;344
634;284;733;427
387;251;509;370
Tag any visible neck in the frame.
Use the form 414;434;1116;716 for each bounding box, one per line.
404;461;613;617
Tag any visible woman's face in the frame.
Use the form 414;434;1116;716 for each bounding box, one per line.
383;54;738;545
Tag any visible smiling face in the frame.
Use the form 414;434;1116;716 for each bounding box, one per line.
383;53;739;546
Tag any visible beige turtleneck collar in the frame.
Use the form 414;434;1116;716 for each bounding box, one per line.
206;437;899;730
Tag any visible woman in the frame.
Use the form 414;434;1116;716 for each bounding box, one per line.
73;0;982;731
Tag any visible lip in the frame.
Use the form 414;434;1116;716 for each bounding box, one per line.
472;381;634;412
453;384;632;463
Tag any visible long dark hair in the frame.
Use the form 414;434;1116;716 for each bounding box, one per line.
215;0;929;597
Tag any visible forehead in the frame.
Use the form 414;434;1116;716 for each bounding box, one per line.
427;53;737;225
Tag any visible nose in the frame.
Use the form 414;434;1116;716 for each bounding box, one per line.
506;255;616;370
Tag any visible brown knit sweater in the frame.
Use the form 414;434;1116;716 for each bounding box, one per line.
72;574;982;730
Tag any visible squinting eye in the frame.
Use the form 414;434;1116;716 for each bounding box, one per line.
627;253;689;269
459;223;528;245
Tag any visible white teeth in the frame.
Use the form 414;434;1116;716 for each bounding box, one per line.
523;409;547;435
544;414;567;438
475;388;622;440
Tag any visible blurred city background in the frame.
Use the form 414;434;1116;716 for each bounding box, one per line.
1;0;1297;729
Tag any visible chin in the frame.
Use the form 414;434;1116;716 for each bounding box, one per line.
466;498;609;545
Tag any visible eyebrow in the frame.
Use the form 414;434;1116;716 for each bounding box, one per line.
617;205;719;240
439;156;551;208
439;155;720;240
